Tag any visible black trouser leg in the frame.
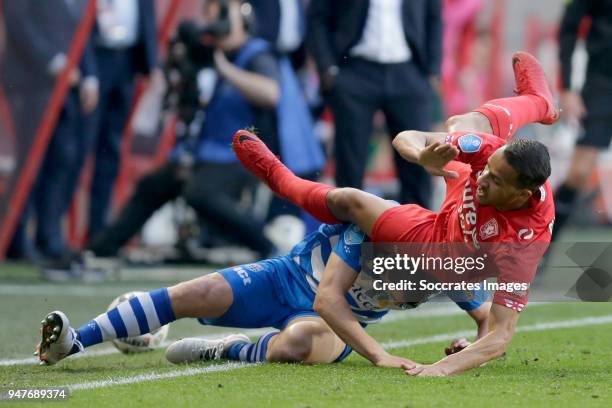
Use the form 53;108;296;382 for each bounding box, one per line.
327;61;381;189
552;183;578;241
87;163;183;256
382;62;433;207
183;163;275;257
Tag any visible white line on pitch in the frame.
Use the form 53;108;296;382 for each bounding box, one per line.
380;314;612;349
0;284;161;297
67;362;253;391
56;314;612;391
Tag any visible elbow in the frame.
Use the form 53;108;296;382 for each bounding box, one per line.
261;83;280;109
392;131;413;150
313;291;333;315
313;294;326;314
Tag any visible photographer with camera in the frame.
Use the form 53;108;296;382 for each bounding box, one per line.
81;0;280;265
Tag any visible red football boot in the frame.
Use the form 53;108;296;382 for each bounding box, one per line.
232;129;284;185
512;51;560;125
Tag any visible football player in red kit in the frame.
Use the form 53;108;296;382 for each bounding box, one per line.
233;52;558;376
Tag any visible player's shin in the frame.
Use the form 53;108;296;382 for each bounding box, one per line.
75;288;176;350
265;168;340;225
473;95;548;141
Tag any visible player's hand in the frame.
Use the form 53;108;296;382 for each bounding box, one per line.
374;353;417;369
444;338;471;356
402;362;448;377
560;90;586;123
418;142;459;178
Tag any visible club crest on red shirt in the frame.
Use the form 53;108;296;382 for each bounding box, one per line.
479;218;499;240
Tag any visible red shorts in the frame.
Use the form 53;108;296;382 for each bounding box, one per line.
371;204;436;243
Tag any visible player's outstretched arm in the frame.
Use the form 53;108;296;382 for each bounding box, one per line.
314;253;416;369
392;131;459;178
445;302;491;355
404;304;518;376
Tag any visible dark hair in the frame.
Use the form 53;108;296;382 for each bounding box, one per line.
503;139;551;192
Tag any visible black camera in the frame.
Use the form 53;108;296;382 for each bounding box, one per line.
164;0;232;123
175;0;232;68
175;20;230;68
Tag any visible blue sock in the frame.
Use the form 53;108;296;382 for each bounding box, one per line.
74;288;176;351
226;331;278;363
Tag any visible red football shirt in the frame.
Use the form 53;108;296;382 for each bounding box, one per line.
432;132;555;311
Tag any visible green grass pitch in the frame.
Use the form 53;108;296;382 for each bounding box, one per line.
0;262;611;407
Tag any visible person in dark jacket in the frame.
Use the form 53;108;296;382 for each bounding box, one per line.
87;0;159;239
554;0;612;239
1;0;98;261
307;0;442;208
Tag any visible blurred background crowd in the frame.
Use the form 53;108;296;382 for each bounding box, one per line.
0;0;610;277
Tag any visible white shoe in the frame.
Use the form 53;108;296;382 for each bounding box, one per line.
36;311;83;365
165;333;250;364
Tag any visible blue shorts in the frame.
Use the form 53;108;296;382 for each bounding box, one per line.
198;257;352;362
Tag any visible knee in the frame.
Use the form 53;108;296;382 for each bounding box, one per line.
445;112;491;134
444;115;464;132
445;114;470;133
268;322;315;362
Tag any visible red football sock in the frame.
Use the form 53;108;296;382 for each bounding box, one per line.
474;95;547;141
267;164;341;225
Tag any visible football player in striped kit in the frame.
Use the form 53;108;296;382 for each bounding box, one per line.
37;223;489;367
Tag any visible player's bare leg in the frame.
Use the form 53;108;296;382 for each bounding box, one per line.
167;273;233;319
445;112;494;134
166;315;347;365
266;316;347;363
326;188;397;236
